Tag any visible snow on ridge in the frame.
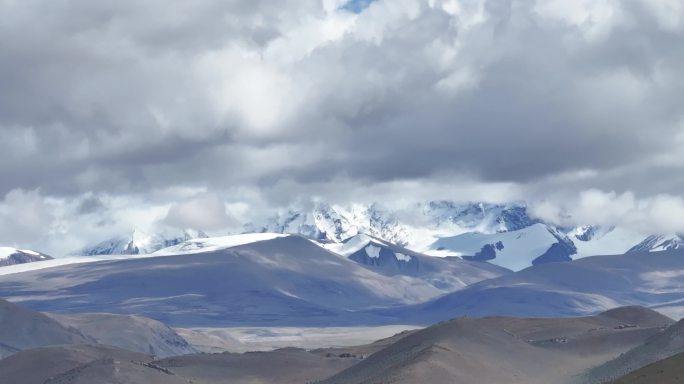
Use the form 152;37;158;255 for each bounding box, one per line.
628;234;684;253
153;233;290;255
428;223;562;271
324;233;372;256
322;233;416;263
0;247;46;260
365;245;381;259
0;247;19;259
0;233;290;276
323;233;395;257
572;226;644;258
0;254;133;276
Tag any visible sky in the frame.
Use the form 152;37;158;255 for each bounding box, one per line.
1;0;684;254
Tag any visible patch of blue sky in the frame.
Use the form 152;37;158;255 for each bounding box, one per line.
340;0;376;13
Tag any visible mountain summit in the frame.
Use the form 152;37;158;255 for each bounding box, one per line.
0;248;52;267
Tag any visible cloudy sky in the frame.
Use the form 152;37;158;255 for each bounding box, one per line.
1;0;684;254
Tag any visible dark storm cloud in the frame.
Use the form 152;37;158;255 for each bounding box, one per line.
0;0;684;252
282;1;684;186
0;0;325;196
2;0;683;195
75;194;106;215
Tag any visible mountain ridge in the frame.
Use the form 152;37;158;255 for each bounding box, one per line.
62;201;684;271
75;228;209;256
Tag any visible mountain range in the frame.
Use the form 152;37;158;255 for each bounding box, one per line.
255;201;684;270
57;201;679;273
0;235;481;326
248;201;542;246
3;226;684;382
70;201;681;271
3;232;684;328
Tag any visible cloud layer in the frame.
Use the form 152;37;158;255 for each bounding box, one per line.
1;0;683;252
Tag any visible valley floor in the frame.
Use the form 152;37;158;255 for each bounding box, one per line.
176;325;422;353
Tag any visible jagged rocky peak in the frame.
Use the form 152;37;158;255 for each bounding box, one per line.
312;202;359;242
573;225;598;241
496;205;540;232
250;202;411;245
628;234;684;253
421;201;539;233
251;203;354;242
570;225;616;242
351;203;411;246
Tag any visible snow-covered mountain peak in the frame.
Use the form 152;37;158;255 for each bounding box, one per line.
250;200;546;255
0;247;52;267
572;225;598;241
570;225;616;242
426;223;578;271
311;202;359;242
628;234;684;253
420;201;538;234
361;203;411;245
251;202;411;245
0;247;27;259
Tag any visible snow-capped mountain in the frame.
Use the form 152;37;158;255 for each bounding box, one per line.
159;231;508;293
69;201;675;271
324;234;510;291
571;225;603;242
569;225;645;257
250;202;410;245
627;234;684;253
75;229;209;256
247;200;663;270
427;223;577;271
0;247;52;267
250;201;581;271
249;201;538;247
420;201;539;233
